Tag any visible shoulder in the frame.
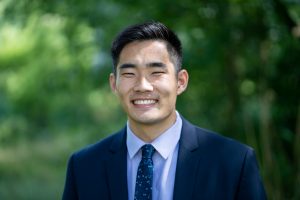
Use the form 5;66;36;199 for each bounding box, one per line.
182;119;259;176
180;118;266;199
70;128;126;163
197;125;251;151
181;117;253;158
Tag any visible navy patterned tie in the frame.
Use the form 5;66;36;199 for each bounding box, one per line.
134;144;155;200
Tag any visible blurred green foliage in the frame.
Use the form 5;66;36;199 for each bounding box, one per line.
0;0;299;199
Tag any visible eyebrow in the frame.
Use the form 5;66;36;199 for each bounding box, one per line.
146;62;166;68
119;62;166;70
119;63;136;69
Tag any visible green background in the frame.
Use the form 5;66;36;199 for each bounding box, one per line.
0;0;299;199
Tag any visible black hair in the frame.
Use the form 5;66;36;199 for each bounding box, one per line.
111;21;182;74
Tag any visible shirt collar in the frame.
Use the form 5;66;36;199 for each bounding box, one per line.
126;111;182;160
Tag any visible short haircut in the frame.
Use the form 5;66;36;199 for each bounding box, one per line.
111;21;182;74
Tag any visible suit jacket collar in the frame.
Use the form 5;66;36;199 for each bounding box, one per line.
109;127;126;153
173;117;201;200
107;127;128;200
106;117;201;200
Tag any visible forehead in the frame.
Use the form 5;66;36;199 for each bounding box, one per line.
118;40;171;65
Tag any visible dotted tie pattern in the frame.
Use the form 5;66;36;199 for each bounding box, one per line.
134;144;155;200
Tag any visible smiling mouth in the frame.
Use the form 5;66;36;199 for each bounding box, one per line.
132;99;158;105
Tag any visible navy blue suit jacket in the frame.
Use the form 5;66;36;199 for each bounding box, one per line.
62;118;266;200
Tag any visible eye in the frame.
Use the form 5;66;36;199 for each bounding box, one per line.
152;71;165;75
121;72;135;78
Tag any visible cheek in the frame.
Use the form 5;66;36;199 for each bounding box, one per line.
115;82;132;100
155;82;178;98
116;78;129;91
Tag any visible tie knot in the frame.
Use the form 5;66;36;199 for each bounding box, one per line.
141;144;155;159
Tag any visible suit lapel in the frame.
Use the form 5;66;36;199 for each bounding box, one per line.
105;118;204;200
106;128;128;200
173;118;201;200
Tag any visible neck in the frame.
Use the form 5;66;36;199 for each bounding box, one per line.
129;112;177;142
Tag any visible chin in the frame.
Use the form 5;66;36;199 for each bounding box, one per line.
134;116;159;124
132;112;170;125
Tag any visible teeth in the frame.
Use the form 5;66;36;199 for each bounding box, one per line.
134;99;156;105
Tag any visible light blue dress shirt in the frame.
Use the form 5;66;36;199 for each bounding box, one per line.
126;112;182;200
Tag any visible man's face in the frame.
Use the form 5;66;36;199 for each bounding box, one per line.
110;40;188;130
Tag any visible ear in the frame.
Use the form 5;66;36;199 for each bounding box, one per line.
177;69;189;95
109;73;117;93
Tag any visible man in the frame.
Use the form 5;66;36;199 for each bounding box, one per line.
62;22;266;200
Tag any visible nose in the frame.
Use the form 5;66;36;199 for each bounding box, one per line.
133;76;153;92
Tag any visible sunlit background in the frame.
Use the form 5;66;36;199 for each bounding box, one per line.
0;0;299;199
